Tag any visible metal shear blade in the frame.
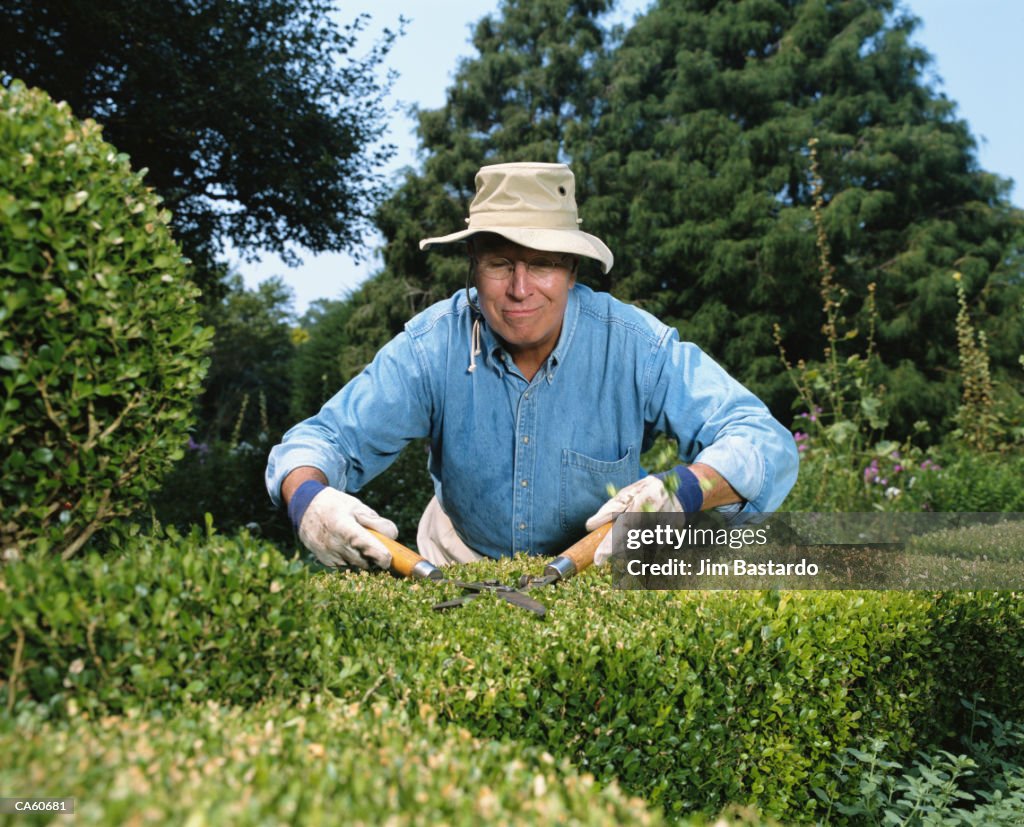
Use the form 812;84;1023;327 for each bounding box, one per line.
432;584;547;617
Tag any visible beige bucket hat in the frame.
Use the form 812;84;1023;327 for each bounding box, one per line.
419;162;614;273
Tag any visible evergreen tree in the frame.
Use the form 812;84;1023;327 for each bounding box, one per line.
340;0;1023;437
374;0;619;314
580;0;1023;431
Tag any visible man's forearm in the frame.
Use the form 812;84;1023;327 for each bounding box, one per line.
281;466;329;507
687;462;742;510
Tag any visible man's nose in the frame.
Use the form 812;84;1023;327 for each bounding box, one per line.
507;260;532;296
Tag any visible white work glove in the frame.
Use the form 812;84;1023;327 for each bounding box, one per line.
297;487;399;571
585;476;683;566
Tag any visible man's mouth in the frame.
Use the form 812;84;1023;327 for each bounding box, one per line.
503;306;541;318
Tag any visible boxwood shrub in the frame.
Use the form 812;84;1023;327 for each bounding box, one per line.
0;698;668;826
0;80;211;559
1;531;1021;822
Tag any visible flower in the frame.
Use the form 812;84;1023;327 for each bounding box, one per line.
863;459;881;484
186;435;209;454
885;486;901;499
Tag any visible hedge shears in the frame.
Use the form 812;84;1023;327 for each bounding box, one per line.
368;522;612;618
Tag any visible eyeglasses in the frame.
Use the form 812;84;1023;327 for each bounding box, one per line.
473;255;573;281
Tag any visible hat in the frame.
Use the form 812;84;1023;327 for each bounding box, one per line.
419;162;614;273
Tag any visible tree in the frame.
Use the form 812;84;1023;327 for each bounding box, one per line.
578;0;1023;433
2;0;401;297
197;274;297;443
374;0;619;312
368;0;1022;437
289;296;359;420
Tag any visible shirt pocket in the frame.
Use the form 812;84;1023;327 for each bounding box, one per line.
559;446;636;533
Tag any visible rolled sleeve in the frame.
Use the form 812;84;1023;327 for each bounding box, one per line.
645;332;798;513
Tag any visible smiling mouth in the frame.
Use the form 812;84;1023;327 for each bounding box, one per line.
503;307;540;318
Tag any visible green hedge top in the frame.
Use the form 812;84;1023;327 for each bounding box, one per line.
0;696;668;827
2;528;1021;822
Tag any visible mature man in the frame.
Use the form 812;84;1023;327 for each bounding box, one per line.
266;162;798;569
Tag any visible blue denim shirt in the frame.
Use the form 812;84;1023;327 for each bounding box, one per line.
266;285;798;558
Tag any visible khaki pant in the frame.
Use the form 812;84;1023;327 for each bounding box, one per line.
416;496;486;566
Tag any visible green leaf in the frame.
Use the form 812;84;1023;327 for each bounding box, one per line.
62;190;89;212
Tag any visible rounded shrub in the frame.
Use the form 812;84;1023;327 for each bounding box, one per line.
0;81;212;558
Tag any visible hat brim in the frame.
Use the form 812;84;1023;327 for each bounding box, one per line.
420;227;613;274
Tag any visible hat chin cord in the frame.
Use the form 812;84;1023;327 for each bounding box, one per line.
465;259;483;374
462;255;580;374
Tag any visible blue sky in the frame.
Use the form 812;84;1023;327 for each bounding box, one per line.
239;0;1023;314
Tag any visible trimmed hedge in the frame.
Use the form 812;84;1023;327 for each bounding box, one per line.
1;530;1022;822
0;525;338;712
0;80;211;559
0;698;667;826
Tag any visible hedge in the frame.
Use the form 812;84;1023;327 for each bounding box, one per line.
0;698;669;826
1;529;1021;822
0;80;211;559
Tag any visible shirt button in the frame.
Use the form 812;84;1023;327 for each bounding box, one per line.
519;522;526;530
524;391;530;399
520;479;528;487
522;436;529;444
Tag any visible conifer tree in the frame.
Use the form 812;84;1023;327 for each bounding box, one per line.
580;0;1022;429
348;0;1023;434
375;0;618;309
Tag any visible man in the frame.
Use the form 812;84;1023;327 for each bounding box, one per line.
266;162;798;570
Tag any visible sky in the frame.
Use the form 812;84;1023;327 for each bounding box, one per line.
237;0;1024;316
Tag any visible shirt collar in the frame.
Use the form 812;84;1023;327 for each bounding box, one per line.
548;285;581;372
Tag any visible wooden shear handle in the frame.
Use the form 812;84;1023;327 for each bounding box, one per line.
369;522;613;581
546;522;613;580
367;529;441;580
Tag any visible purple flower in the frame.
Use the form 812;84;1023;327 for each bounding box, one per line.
187;436;209;455
863;459;880;483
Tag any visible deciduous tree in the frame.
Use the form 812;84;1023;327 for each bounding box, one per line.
3;0;401;296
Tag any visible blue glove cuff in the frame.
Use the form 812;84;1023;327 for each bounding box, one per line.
654;465;703;514
287;479;327;533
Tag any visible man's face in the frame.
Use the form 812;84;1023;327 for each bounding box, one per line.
470;236;577;362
